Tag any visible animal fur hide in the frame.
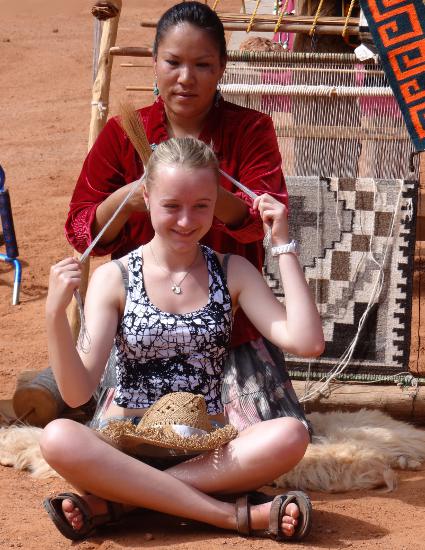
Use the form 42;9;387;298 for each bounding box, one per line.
1;409;424;491
0;425;59;479
275;409;425;492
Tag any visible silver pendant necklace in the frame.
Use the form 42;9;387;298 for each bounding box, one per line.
150;243;199;295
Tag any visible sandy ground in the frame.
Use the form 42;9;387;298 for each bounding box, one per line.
1;1;425;548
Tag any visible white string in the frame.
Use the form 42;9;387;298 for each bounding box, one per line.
304;177;322;397
334;177;342;232
74;290;91;353
80;174;145;264
219;168;273;246
406;197;413;222
76;174;145;352
219;169;258;200
91;100;108;119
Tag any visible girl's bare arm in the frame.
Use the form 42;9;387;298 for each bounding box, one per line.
227;193;324;357
46;260;123;407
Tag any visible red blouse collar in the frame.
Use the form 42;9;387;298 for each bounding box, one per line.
146;96;224;149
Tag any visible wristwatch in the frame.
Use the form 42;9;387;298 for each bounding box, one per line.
271;239;300;257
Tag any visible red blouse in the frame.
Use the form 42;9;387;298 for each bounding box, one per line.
65;97;287;347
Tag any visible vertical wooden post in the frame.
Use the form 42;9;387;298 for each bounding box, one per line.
66;0;123;343
409;152;425;375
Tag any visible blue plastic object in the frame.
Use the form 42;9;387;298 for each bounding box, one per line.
0;165;22;304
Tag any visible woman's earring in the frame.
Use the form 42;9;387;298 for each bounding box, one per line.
214;84;223;107
153;80;160;97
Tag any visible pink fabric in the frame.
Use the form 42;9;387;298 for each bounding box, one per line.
273;0;295;51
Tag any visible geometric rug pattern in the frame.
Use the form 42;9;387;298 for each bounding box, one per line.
263;177;418;379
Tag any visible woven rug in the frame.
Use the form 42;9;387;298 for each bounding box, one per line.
359;0;425;151
264;176;417;380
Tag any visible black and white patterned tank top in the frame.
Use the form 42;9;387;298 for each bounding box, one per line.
113;245;233;414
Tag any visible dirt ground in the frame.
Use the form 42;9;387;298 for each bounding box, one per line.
1;1;425;548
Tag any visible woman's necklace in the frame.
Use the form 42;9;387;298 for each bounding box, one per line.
149;243;200;295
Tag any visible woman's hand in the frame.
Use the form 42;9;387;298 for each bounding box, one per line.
123;181;147;214
46;257;82;315
253;193;289;245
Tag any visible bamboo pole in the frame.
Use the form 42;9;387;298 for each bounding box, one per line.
110;47;367;65
141;17;359;35
221;23;357;35
125;82;395;98
111;46;153;57
409;152;425;376
66;0;122;343
121;62;384;76
219;15;359;23
141;14;359;26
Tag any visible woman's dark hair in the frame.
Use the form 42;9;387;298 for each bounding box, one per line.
153;1;227;62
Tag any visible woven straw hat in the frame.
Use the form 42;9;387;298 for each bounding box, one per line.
98;392;238;453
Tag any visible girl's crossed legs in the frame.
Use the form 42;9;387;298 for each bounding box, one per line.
40;416;309;538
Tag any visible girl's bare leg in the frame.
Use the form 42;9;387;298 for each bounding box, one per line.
41;417;308;536
167;416;309;494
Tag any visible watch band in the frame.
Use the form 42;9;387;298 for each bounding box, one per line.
271;239;300;256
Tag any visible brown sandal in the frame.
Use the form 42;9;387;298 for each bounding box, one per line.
235;490;312;542
43;492;125;541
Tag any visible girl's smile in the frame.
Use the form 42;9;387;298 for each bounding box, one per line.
144;164;218;255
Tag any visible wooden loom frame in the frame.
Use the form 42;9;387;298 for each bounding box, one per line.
70;1;425;420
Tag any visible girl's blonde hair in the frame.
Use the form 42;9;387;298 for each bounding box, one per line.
144;137;219;189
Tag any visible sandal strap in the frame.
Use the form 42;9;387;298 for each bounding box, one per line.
45;492;124;539
235;495;251;535
268;494;294;539
58;492;94;527
83;498;124;529
44;492;96;540
288;490;313;541
268;491;313;542
106;500;125;522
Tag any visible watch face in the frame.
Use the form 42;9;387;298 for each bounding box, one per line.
292;240;300;255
